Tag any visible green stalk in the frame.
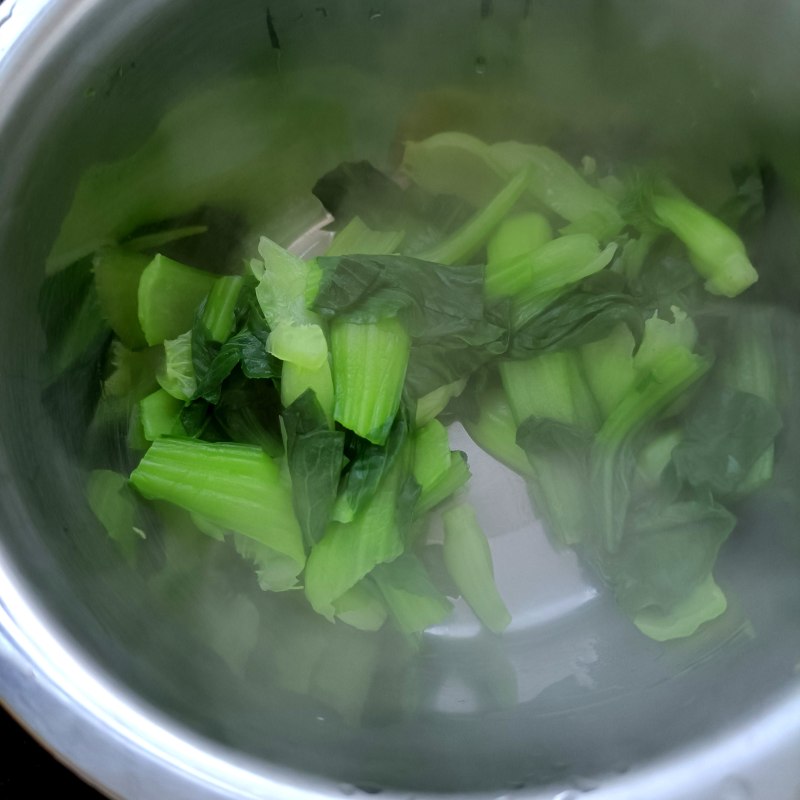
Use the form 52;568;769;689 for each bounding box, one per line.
512;237;617;325
416;452;471;514
462;385;534;479
332;582;389;632
500;350;600;431
325;216;405;257
371;554;453;635
650;194;758;297
281;360;335;425
331;317;410;444
93;248;150;348
416;167;532;265
202;275;243;343
130;438;305;565
138;254;217;345
720;306;778;494
139;388;184;441
414;377;467;427
442;502;511;633
304;458;407;619
593;347;711;552
485;212;553;299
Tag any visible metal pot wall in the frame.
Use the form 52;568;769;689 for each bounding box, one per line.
2;1;800;798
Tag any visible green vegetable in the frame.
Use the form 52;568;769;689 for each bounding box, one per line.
331;316;410;445
371;554;453;635
325;216;405;257
304;453;411;619
442;503;511;633
671;389;782;496
410;421;472;514
130;438;305;567
138;254;218;345
92;248;150;348
463;384;534;479
139;388;184;441
252;235;335;417
649;193;758;297
416;167;532;265
48;124;785;648
593;346;711;551
282;390;345;547
86;469;144;559
718;306;779;493
485;211;553;299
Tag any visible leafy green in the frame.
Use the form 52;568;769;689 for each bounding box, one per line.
304;456;412;619
314;254;506;398
335;414;410;523
593;497;735;622
442;503;511;633
508;275;645;359
191;281;279;405
671;389;782;496
371;554;453;635
283;390;345;547
517;417;593;547
312;159;471;253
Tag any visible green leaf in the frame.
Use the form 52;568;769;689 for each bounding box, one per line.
508;280;645;360
671;389;782;496
283;390;345;548
442;503;511;633
335;414;410;523
315;254;507;398
371;554;453;635
311;159;471;253
517;417;593;547
594;497;735;622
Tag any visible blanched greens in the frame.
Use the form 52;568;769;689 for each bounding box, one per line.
43;127;782;644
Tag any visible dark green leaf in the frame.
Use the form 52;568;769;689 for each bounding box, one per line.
192;280;279;404
314;254;507;397
339;412;411;521
283;390;346;547
212;372;283;455
671;389;782;496
508;282;645;359
311;160;471;251
517;417;594;547
594;497;735;616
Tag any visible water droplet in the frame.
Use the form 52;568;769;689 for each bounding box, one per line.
474;56;487;75
368;9;382;20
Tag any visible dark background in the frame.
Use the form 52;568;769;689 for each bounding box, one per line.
0;709;104;797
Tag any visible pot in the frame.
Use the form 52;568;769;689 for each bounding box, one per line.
2;1;800;798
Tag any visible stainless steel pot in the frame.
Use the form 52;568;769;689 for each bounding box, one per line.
2;1;800;798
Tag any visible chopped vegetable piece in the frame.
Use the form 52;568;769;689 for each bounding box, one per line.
442;502;511;633
139;388;184;441
86;469;144;559
202;275;243;344
331;316;410;444
92;248;150;348
371;554;453;635
130;438;305;566
416;167;532;265
138;254;217;345
650;193;758;297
